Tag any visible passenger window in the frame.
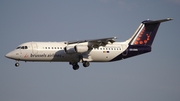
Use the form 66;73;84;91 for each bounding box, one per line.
52;47;53;49
55;47;56;49
57;47;59;49
48;47;50;49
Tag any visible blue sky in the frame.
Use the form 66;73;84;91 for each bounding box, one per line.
0;0;180;101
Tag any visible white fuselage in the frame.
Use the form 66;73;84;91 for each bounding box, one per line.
6;41;128;63
6;18;172;70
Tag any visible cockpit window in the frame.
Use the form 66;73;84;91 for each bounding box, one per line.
21;46;25;49
25;46;28;49
16;46;21;49
16;46;28;49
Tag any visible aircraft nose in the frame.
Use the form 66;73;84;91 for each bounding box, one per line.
5;52;12;58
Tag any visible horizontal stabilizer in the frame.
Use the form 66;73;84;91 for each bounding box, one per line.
142;18;173;24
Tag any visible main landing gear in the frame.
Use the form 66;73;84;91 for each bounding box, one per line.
72;63;79;70
70;61;90;70
83;61;90;67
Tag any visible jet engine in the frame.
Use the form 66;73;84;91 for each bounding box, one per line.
64;45;89;54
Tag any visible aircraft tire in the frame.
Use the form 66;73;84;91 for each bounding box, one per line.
15;63;20;67
83;61;90;67
72;64;79;70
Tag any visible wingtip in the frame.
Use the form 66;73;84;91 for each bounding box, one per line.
114;37;117;39
167;18;173;21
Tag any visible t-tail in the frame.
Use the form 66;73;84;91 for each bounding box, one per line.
127;18;173;46
110;18;172;61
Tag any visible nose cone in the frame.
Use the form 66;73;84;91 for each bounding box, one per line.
5;52;12;59
5;50;20;60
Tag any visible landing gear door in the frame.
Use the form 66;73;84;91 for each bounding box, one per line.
31;43;38;53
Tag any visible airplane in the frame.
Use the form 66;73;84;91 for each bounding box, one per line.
5;18;172;70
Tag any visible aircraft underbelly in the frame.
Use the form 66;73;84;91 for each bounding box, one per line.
90;50;122;62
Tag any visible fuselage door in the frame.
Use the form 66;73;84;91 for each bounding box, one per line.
31;43;38;53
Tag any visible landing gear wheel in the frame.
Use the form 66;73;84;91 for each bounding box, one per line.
15;63;20;67
72;63;79;70
83;61;90;67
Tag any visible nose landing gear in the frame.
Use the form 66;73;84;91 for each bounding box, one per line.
15;61;20;67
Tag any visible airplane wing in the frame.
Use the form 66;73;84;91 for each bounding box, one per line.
66;37;117;48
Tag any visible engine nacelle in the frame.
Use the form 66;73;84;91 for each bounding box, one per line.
75;45;89;53
64;45;89;54
64;46;76;54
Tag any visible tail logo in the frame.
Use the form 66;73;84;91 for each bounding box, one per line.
133;28;151;45
128;18;172;46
